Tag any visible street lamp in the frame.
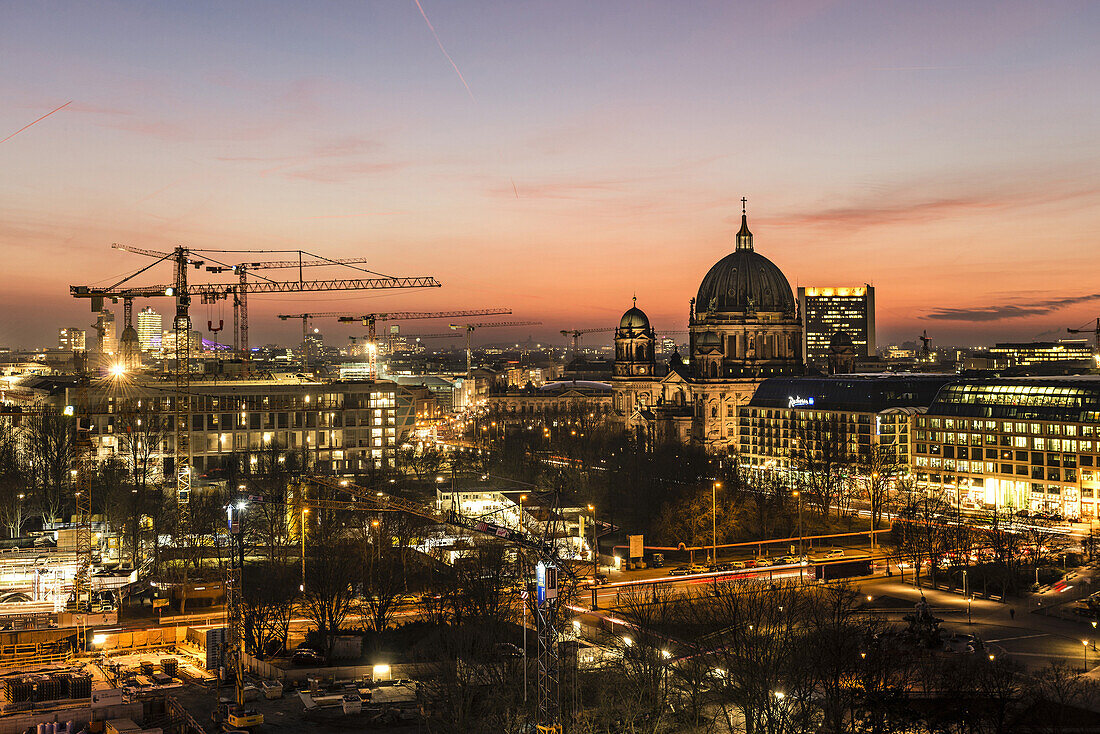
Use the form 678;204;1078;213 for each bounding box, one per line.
712;481;721;566
14;493;23;539
588;504;598;610
793;490;804;572
519;494;527;531
300;507;309;592
1085;640;1090;672
870;471;878;551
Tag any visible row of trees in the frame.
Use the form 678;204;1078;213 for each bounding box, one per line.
574;580;1097;734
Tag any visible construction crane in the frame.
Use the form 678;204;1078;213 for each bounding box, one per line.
451;321;543;375
111;244;376;361
560;328;613;358
72;246;440;553
279;309;512;379
1068;317;1100;351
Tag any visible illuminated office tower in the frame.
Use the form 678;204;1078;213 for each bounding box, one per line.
136;307;163;352
798;285;876;371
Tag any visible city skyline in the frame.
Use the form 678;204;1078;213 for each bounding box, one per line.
2;1;1099;349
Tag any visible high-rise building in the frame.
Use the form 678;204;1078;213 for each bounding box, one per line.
136;307;163;352
58;327;86;352
95;310;117;354
798;285;876;371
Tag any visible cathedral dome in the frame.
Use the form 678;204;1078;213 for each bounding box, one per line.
695;213;796;315
619;301;650;330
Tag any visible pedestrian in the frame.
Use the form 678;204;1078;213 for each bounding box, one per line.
1009;607;1015;621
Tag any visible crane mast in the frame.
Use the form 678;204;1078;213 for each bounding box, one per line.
172;248;193;524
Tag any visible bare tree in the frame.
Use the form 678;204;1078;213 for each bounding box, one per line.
23;406;76;523
790;413;853;521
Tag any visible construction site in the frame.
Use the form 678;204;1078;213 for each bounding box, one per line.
0;242;592;734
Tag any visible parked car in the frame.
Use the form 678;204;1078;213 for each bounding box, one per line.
589;573;609;586
669;565;693;576
728;560;747;570
493;642;523;658
755;557;772;567
822;549;845;560
1015;509;1031;518
291;648;324;666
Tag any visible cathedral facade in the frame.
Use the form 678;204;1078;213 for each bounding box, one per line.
611;209;803;451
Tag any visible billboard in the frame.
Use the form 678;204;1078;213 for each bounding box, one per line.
628;535;644;559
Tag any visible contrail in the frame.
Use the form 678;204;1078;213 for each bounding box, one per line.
412;0;474;100
0;100;72;145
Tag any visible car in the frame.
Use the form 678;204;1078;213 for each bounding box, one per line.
729;560;746;570
773;556;795;566
742;558;757;568
687;564;709;574
588;573;609;586
1015;509;1030;518
755;557;772;567
822;549;845;560
291;648;324;666
669;565;693;576
493;642;523;658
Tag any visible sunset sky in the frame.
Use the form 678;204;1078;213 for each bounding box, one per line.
2;1;1098;350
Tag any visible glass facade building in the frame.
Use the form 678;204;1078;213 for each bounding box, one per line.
912;377;1100;519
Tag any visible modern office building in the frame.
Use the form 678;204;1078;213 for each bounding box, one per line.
911;376;1100;519
44;376;407;477
797;286;876;371
136;308;163;352
987;340;1095;369
58;328;86;352
738;373;954;472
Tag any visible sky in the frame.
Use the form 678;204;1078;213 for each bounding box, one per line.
1;1;1099;350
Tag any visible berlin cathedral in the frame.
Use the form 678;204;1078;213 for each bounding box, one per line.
611;207;803;450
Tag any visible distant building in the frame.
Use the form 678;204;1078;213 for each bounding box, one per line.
95;310;117;354
58;328;86;352
136;308;163;352
485;380;612;424
988;340;1094;369
798;285;876;371
912;376;1100;519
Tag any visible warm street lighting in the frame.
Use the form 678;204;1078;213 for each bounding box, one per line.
712;481;721;565
622;636;632;647
589;504;599;610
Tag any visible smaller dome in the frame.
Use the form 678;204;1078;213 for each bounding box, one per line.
829;330;854;350
619;300;650;330
697;331;721;348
